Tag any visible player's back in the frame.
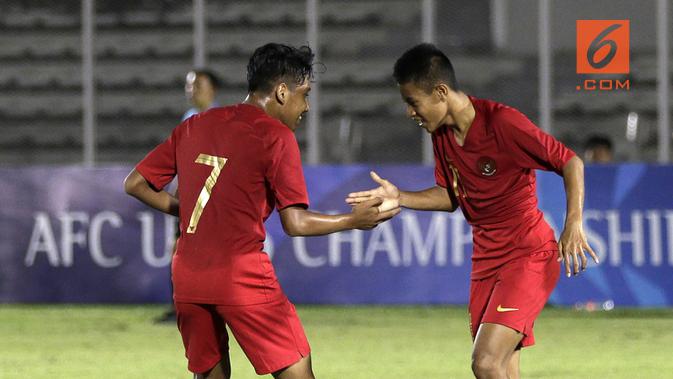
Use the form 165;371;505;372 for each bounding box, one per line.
174;104;286;255
167;104;305;304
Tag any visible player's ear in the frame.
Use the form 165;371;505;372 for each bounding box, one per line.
434;83;450;101
275;83;288;105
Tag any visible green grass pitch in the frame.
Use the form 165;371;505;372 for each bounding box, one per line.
1;305;672;378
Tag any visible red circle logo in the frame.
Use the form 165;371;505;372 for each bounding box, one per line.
477;157;497;176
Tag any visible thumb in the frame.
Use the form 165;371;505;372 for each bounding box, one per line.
370;171;386;185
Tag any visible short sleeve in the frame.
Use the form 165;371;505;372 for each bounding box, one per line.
265;126;309;210
135;125;179;191
497;107;575;174
431;134;448;188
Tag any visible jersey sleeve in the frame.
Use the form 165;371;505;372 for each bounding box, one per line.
497;107;575;174
264;125;309;210
431;134;448;188
135;123;180;191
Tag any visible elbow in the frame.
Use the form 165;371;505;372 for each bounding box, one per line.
280;206;311;237
282;222;304;237
123;177;133;195
123;170;143;197
285;228;302;237
280;214;306;237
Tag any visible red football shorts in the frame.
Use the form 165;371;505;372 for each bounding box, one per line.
175;295;311;375
469;250;560;347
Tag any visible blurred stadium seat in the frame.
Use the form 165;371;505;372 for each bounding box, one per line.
0;0;666;164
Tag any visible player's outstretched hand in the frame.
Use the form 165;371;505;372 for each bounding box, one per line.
558;221;599;277
351;197;400;230
346;171;400;213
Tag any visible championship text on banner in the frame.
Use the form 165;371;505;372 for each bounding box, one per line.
1;165;671;306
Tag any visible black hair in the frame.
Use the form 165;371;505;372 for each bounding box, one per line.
584;134;613;151
393;43;458;93
247;43;314;93
190;69;222;90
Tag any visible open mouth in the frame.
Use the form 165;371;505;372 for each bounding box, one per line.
413;118;425;127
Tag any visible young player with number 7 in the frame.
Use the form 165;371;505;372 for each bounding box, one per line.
124;43;399;379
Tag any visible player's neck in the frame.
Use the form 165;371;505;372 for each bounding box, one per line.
447;92;475;139
243;94;270;112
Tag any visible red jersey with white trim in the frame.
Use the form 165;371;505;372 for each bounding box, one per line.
432;97;575;279
136;104;309;304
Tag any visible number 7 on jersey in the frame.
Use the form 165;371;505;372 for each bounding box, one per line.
187;153;228;234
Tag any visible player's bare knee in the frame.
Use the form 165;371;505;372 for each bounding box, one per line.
471;352;506;379
195;358;230;379
272;368;315;379
272;355;315;379
506;353;520;379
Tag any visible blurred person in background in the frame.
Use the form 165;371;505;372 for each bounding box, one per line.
347;43;598;379
183;69;221;121
583;134;614;163
125;43;397;379
156;69;224;323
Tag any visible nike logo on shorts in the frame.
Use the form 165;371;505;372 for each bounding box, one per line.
496;305;519;312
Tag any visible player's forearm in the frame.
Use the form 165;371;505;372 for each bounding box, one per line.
280;208;354;237
562;156;584;226
400;186;455;211
124;170;179;216
128;187;179;217
142;191;178;217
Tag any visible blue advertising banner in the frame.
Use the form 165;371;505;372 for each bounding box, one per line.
0;165;671;306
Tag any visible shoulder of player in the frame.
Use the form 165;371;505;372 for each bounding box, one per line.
253;115;284;129
245;120;296;163
254;117;295;141
475;97;518;120
173;108;223;137
472;99;536;151
178;107;221;129
484;101;531;134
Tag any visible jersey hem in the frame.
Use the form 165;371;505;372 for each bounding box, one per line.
470;248;559;280
174;292;285;306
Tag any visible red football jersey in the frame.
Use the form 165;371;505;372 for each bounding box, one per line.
136;104;309;304
432;97;575;279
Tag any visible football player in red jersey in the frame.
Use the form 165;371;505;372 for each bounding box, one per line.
347;43;598;379
125;43;399;379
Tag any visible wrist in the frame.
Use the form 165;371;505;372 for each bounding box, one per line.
564;214;582;227
344;212;357;230
399;192;407;208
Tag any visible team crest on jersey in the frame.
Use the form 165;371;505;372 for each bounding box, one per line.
477;156;497;176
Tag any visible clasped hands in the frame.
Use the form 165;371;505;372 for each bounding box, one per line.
345;171;401;230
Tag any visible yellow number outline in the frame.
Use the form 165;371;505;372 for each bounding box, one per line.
187;154;228;234
448;163;468;199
